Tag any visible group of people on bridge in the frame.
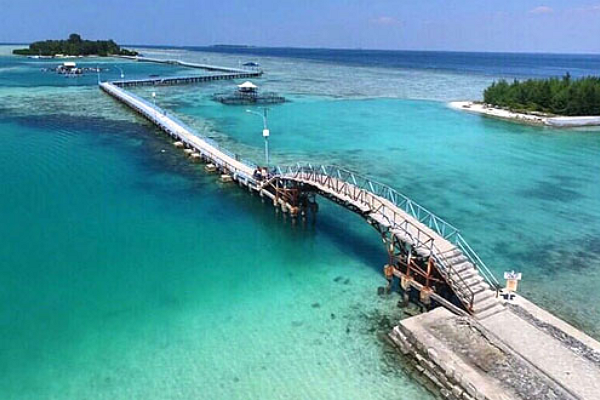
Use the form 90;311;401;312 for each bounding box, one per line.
253;167;273;182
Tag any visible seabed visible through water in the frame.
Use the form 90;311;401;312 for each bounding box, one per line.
1;45;600;399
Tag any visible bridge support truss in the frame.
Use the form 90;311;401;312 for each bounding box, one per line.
263;175;464;313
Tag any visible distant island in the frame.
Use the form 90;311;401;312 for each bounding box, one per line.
483;74;600;117
13;33;138;57
451;74;600;127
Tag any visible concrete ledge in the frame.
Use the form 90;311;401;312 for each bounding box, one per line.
389;307;578;400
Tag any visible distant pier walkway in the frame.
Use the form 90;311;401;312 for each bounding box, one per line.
119;55;260;74
99;59;600;400
113;71;262;88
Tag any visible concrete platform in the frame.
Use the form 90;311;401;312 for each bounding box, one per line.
390;301;600;400
480;295;600;400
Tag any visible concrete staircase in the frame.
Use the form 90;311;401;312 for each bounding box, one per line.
439;247;505;319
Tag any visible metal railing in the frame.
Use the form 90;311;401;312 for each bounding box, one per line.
135;56;258;74
277;164;461;237
112;72;262;88
274;163;501;298
102;82;258;170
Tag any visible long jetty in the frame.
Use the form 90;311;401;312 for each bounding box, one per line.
113;71;262;88
118;55;258;74
100;81;258;184
100;59;600;400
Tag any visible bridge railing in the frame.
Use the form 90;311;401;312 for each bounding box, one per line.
106;83;258;170
274;163;501;294
135;56;259;74
454;236;501;290
278;164;462;238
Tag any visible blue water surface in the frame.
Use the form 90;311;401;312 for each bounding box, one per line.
1;45;600;399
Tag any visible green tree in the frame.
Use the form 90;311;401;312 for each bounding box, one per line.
13;34;137;57
483;74;600;116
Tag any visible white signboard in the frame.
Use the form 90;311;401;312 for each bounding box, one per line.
504;271;522;281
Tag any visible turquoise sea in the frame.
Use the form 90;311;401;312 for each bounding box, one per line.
1;45;600;399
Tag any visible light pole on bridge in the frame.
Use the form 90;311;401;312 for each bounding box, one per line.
246;108;270;167
114;66;125;82
152;92;157;120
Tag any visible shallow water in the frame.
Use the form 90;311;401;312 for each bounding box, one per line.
1;46;600;399
156;85;600;336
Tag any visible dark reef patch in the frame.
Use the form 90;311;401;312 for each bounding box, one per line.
490;233;600;277
518;177;583;203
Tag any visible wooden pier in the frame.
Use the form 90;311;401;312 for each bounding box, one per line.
99;69;600;400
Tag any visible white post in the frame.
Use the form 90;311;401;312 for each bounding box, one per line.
152;92;157;120
246;108;270;167
262;108;270;167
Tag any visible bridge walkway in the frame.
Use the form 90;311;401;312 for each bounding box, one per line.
100;81;257;183
118;55;258;74
274;165;504;318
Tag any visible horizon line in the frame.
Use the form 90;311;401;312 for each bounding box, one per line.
2;41;599;57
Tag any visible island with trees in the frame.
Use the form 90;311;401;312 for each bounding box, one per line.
13;34;138;57
451;74;600;127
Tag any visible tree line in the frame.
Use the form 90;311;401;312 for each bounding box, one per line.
483;74;600;116
13;34;138;57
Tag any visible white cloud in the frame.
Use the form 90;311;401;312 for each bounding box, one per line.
529;6;554;14
370;16;400;26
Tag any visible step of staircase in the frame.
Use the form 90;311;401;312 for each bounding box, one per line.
461;270;480;282
435;246;501;317
451;261;474;274
440;248;461;258
470;282;491;295
473;296;501;314
445;254;468;265
473;289;496;303
475;303;506;320
464;276;485;287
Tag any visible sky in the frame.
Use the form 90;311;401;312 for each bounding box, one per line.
1;0;600;53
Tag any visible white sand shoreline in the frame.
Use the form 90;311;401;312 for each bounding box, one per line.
449;101;600;127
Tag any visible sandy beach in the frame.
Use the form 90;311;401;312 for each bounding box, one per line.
449;101;600;127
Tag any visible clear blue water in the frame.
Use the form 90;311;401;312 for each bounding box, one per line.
1;46;600;399
186;46;600;78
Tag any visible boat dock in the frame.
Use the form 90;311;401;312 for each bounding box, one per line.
99;62;600;400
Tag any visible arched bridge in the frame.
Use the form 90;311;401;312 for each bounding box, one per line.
264;164;503;318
